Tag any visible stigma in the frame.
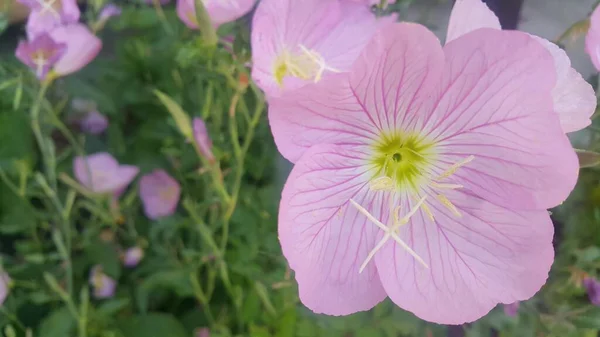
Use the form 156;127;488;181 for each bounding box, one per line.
273;45;339;86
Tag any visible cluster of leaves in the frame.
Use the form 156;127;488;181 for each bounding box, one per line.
0;0;600;337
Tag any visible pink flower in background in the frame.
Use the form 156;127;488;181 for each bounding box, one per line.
74;153;139;194
251;0;395;98
273;23;577;323
139;169;181;220
15;33;66;80
48;24;102;77
448;0;595;133
193;118;215;163
99;3;122;22
0;272;11;305
80;110;109;135
123;247;144;267
177;0;255;29
583;277;600;306
503;302;520;317
89;265;116;299
586;5;600;71
195;328;210;337
19;0;80;38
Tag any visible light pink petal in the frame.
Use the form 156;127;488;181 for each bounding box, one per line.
0;272;11;305
204;0;256;27
74;153;138;194
49;24;102;76
26;0;80;39
375;189;554;324
535;37;595;133
446;0;501;43
269;23;444;163
113;165;139;193
279;144;387;314
251;0;391;97
176;0;198;29
586;5;600;71
139;169;181;220
424;29;578;210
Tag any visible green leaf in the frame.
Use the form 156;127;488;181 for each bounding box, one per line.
572;307;600;330
576;149;600;168
153;90;193;142
0;190;35;234
96;298;131;316
0;109;34;172
118;313;188;337
135;269;195;312
249;325;271;337
85;241;122;279
38;307;75;337
275;309;296;337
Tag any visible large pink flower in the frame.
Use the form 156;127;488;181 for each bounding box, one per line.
448;0;595;133
139;169;181;220
587;5;600;71
74;153;139;194
19;0;80;38
177;0;256;29
273;23;578;324
48;24;102;77
251;0;395;98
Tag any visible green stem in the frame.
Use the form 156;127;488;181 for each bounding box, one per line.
0;307;27;332
189;273;215;326
31;78;55;190
0;167;23;198
152;0;173;34
194;0;218;46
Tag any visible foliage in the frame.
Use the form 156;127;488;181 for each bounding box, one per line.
0;0;599;337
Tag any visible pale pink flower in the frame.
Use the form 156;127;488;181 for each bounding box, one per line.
193;118;215;163
0;272;11;305
251;0;395;98
123;247;144;267
195;328;210;337
19;0;80;38
80;110;109;135
177;0;255;29
448;0;595;133
74;153;139;194
48;24;102;77
139;169;181;220
272;23;577;323
503;302;520;317
89;265;116;299
583;277;600;306
15;33;66;80
587;6;600;71
99;4;122;22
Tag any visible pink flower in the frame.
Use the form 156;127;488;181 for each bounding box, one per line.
448;0;595;133
99;4;122;22
123;247;144;267
195;328;210;337
251;0;395;98
193;118;215;163
89;265;116;299
583;277;600;306
139;169;181;220
48;24;102;77
19;0;80;38
271;23;578;324
587;6;600;71
0;272;11;305
177;0;255;30
74;153;139;194
503;302;520;317
15;33;66;80
80;110;109;135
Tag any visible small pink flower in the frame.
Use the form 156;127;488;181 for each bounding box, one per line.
447;0;595;133
587;6;600;71
74;153;139;194
139;169;181;220
503;302;520;317
19;0;80;38
99;4;122;22
251;0;395;98
0;272;11;305
177;0;255;29
89;265;116;299
271;23;577;323
15;33;66;80
193;118;215;163
80;110;109;135
48;24;102;77
123;247;144;267
195;328;210;337
583;277;600;306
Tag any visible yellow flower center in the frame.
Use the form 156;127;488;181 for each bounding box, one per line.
272;45;339;86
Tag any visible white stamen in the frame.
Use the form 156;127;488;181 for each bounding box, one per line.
37;0;60;17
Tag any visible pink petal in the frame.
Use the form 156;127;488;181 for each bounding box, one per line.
269;23;444;163
586;5;600;71
49;24;102;76
375;189;554;324
251;0;392;97
176;0;198;29
74;153;138;194
534;37;595;133
204;0;256;27
279;144;387;314
428;29;578;210
26;0;80;39
446;0;501;43
139;169;181;220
